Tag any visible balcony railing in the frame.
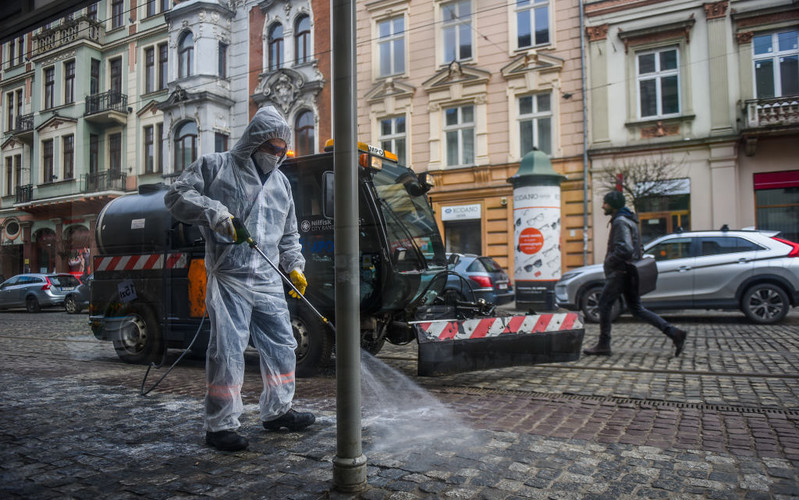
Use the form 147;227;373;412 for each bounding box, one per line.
32;16;103;57
14;114;33;134
16;184;33;204
81;171;127;193
745;96;799;128
85;91;128;116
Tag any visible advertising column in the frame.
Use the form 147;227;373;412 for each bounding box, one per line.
508;150;565;310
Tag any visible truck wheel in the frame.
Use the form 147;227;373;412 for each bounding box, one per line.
580;285;620;323
741;283;789;324
64;295;82;314
112;304;164;364
292;303;333;378
26;296;41;313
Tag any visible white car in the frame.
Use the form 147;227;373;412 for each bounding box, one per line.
555;229;799;324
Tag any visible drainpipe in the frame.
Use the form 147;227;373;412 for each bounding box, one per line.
331;0;367;492
579;0;590;265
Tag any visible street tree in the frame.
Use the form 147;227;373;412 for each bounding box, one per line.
596;155;686;213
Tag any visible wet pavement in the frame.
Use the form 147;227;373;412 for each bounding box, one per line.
1;308;798;498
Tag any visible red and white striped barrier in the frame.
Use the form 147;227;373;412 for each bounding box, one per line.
94;253;188;272
416;312;583;342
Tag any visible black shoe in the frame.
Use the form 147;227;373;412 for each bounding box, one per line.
670;328;687;357
205;430;249;451
263;409;316;431
583;343;612;356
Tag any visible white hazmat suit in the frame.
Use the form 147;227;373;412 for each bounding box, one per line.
165;106;304;433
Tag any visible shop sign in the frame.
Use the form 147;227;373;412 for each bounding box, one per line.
441;204;481;221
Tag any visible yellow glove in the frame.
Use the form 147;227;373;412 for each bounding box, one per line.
289;269;307;299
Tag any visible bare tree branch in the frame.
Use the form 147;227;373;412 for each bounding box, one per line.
597;155;685;212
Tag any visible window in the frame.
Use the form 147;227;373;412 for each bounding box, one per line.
294;110;314;156
174;121;197;172
637;47;680;118
378;16;405;77
5;157;12;196
161;0;169;13
110;58;122;94
156;123;163;172
8;38;15;68
218;42;228;78
698;237;763;256
109;133;122;175
16;37;24;66
144;125;155;173
518;93;552;156
6;91;14;131
516;0;549;48
145;47;155;93
648;238;692;261
64;60;75;104
178;32;194;78
87;3;98;20
90;134;99;174
295;15;311;64
15;90;22;125
146;0;156;17
14;154;21;192
63;135;74;179
158;43;168;89
380;116;406;165
753;30;799;99
268;24;284;71
444;105;474;166
90;59;100;95
44;67;55;109
755;170;799;243
445;220;481;254
442;1;472;62
111;0;124;29
43;139;54;182
214;132;228;152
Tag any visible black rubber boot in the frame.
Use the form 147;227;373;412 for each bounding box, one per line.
205;430;249;451
263;409;316;431
667;327;687;357
583;339;611;356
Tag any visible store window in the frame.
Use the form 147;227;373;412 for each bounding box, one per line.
754;170;799;243
636;178;691;244
442;203;481;254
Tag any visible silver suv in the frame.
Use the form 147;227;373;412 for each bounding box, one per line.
0;273;81;312
555;230;799;324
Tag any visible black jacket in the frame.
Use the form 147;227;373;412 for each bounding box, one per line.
603;207;642;276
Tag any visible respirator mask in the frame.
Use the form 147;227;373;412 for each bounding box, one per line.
253;140;288;174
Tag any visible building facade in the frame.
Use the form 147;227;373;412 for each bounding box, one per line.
585;0;799;259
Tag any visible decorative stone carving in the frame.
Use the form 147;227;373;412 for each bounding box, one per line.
703;1;728;20
736;31;754;44
585;24;609;42
256;70;304;114
640;121;679;138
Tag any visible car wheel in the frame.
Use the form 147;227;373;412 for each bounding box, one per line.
741;283;789;324
112;303;164;364
64;295;81;314
579;285;621;323
26;296;40;313
292;303;333;378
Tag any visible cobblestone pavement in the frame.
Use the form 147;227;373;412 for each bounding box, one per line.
0;308;797;499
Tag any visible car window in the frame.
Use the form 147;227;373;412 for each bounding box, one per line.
647;238;692;261
0;276;19;289
465;259;486;273
50;275;80;287
17;276;34;285
698;237;764;256
478;257;503;273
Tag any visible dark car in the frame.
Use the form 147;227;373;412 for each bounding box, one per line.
65;274;92;314
0;273;81;312
443;253;515;306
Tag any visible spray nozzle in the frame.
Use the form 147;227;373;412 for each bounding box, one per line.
231;217;253;245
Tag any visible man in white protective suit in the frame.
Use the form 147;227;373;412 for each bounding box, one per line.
165;106;315;452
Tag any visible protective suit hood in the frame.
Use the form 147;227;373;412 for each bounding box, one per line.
230;106;292;166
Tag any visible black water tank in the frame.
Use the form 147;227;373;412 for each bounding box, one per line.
96;184;177;255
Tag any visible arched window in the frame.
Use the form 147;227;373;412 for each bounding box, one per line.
295;15;311;65
178;31;194;78
294;110;314;157
174;121;197;172
268;23;284;71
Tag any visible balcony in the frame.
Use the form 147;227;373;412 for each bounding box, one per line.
12;113;34;144
84;91;128;126
31;16;103;58
16;184;33;204
745;96;799;129
81;171;127;193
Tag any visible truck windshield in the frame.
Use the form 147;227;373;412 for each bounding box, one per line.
372;162;447;269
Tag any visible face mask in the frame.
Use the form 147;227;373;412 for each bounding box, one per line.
253;151;282;174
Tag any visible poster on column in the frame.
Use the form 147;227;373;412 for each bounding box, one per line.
513;185;561;281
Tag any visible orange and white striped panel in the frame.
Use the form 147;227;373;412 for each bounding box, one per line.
94;253;188;272
416;313;583;342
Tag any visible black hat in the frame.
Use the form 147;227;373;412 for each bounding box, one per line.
603;191;625;209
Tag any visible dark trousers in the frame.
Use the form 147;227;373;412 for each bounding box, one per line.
598;270;671;343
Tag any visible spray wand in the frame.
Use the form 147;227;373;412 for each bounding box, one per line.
231;218;335;334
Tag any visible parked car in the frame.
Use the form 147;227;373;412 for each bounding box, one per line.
555;229;799;324
65;274;92;314
443;253;515;306
0;273;82;312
